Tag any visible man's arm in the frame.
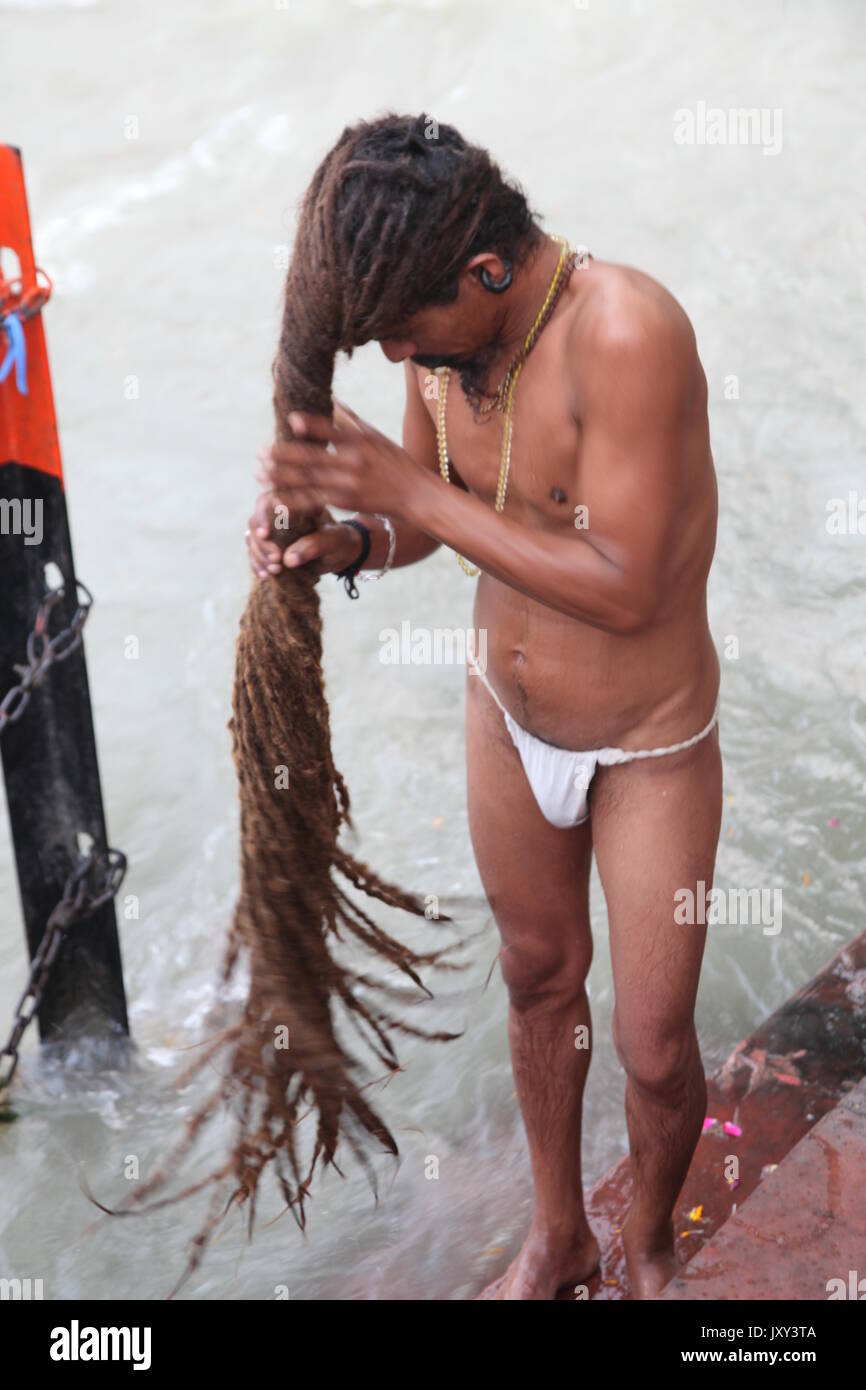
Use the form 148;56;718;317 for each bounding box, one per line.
248;362;441;577
403;306;693;633
342;361;442;570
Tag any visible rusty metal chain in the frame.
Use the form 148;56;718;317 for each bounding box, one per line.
0;580;93;735
0;579;126;1098
0;847;127;1093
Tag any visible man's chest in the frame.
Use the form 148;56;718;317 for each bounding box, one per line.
422;371;586;527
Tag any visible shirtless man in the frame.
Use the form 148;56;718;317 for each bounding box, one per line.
246;116;722;1300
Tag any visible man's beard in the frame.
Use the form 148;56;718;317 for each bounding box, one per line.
411;335;505;413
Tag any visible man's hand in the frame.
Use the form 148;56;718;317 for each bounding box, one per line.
245;492;364;578
255;400;421;520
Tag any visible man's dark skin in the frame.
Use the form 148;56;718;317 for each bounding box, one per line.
246;232;722;1299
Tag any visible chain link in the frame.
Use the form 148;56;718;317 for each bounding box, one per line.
0;578;126;1098
0;848;127;1093
0;581;93;735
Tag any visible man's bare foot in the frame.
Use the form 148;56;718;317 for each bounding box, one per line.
476;1227;601;1300
622;1219;678;1299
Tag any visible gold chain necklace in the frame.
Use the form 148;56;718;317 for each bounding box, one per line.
436;233;580;576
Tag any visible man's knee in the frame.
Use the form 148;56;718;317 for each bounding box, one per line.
499;931;592;1011
612;1012;698;1099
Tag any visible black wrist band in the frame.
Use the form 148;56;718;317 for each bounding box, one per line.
336;519;371;599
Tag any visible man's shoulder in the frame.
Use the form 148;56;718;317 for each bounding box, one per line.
568;261;695;365
565;260;698;410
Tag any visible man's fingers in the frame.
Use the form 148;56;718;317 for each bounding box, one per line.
283;523;363;573
247;529;281;575
282;532;330;569
254;442;365;514
256;460;360;514
285;412;341;445
260;440;331;472
253;491;274;534
246;485;340;581
246;512;279;558
257;445;362;486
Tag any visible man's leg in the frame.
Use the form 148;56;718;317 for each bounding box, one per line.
590;726;723;1299
466;670;599;1299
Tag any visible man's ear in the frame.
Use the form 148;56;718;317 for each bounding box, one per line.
464;251;511;291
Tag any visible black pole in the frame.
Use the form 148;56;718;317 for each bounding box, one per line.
0;143;128;1043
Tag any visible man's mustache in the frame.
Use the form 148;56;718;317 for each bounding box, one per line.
409;351;470;369
409;335;505;405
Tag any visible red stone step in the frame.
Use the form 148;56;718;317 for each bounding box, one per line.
571;931;866;1300
661;1076;866;1300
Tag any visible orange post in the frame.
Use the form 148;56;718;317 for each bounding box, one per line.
0;144;128;1043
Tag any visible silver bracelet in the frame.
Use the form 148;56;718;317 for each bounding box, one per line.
350;512;396;580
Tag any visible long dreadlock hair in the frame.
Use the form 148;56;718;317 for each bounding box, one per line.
117;114;541;1289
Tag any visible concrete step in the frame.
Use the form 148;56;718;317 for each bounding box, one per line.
573;931;866;1299
661;1075;866;1300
